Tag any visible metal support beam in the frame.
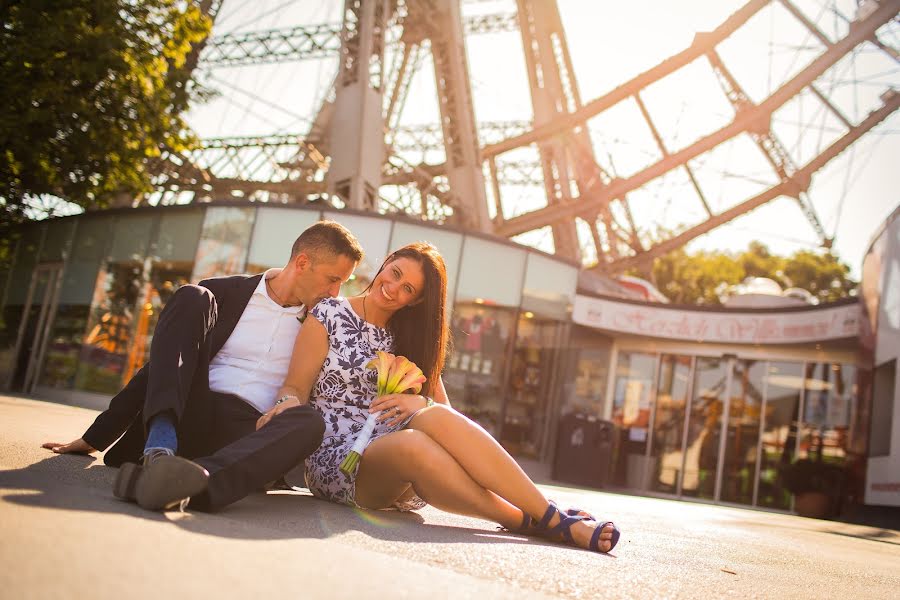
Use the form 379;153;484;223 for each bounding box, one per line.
201;12;518;67
495;0;899;238
516;0;585;260
634;92;713;217
707;48;829;244
598;90;899;274
409;0;491;231
481;0;772;159
326;0;391;210
808;84;854;129
777;0;833;47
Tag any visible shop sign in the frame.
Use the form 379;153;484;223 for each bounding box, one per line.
573;295;860;344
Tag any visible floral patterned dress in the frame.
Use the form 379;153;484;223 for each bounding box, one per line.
303;297;426;510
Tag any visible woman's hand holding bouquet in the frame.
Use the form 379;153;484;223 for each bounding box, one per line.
339;351;426;476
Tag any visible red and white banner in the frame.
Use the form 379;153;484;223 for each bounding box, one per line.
573;295;860;344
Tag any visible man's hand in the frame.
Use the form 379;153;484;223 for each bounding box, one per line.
256;397;302;430
41;438;97;455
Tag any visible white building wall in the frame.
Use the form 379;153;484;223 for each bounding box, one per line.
865;210;900;507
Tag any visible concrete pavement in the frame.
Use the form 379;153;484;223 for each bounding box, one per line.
1;394;898;599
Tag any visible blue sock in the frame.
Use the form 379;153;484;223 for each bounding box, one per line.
144;411;178;455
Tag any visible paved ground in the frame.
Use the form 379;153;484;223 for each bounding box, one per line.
2;395;899;599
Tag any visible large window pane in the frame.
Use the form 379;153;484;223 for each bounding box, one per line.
3;225;43;305
870;359;895;457
247;208;322;272
559;327;612;418
109;214;156;262
522;253;577;320
445;303;516;438
40;219;76;262
681;356;727;501
611;351;657;488
389;221;463;305
7;265;59;391
124;210;204;383
720;359;764;505
155;210;203;264
0;225;43;385
455;237;525;307
191;207;255;281
758;361;804;510
39;218;111;389
74;215;154;394
649;354;691;493
798;362;856;466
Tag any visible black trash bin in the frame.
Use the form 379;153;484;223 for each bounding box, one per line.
552;413;615;488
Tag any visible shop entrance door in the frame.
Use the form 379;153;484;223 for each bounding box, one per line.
500;315;563;459
647;354;694;494
6;263;64;394
645;354;730;500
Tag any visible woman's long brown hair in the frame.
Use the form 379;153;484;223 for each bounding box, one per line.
367;242;448;396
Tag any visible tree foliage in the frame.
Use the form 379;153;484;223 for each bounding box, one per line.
644;241;857;305
0;0;211;223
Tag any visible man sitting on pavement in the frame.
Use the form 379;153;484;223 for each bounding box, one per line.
42;220;363;513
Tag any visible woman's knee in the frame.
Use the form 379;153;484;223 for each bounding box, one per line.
412;403;469;432
371;429;443;470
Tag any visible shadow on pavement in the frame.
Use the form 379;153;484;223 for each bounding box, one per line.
0;452;566;552
729;513;900;546
823;529;900;546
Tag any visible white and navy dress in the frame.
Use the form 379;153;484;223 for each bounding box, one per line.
303;297;426;510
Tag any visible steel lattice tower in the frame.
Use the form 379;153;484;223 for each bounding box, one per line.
144;0;899;273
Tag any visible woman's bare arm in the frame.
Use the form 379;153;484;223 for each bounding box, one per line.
433;375;451;408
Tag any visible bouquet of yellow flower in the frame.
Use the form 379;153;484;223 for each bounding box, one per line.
339;351;426;476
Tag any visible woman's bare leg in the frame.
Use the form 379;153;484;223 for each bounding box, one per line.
355;429;523;529
406;405;617;551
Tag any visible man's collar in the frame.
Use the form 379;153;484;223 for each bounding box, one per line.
255;268;305;312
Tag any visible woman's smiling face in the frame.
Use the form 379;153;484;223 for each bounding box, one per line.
369;257;425;310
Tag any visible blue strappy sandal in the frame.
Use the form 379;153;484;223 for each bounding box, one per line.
503;504;584;533
535;501;621;553
565;506;621;551
503;511;535;534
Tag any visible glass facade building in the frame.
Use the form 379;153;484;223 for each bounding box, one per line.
1;202;881;514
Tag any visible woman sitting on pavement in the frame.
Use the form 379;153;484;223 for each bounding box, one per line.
258;241;621;553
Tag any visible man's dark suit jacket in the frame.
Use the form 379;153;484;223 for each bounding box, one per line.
81;273;265;467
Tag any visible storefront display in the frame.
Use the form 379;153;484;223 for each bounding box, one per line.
500;314;564;459
611;351;657;488
445;304;514;437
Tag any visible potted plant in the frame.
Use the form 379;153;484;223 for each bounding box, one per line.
780;459;843;519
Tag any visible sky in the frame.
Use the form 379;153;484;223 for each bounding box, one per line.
188;0;899;279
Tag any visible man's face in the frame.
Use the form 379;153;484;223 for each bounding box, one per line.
294;252;358;307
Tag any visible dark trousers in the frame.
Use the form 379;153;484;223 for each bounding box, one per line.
139;285;325;512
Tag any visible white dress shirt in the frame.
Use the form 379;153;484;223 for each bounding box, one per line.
208;269;307;414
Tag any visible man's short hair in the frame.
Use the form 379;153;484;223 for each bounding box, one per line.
291;220;364;263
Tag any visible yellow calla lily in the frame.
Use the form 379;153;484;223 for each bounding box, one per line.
341;351;429;476
366;350;396;395
394;369;426;395
384;355;414;394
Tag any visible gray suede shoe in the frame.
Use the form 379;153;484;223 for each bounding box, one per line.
113;451;209;511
